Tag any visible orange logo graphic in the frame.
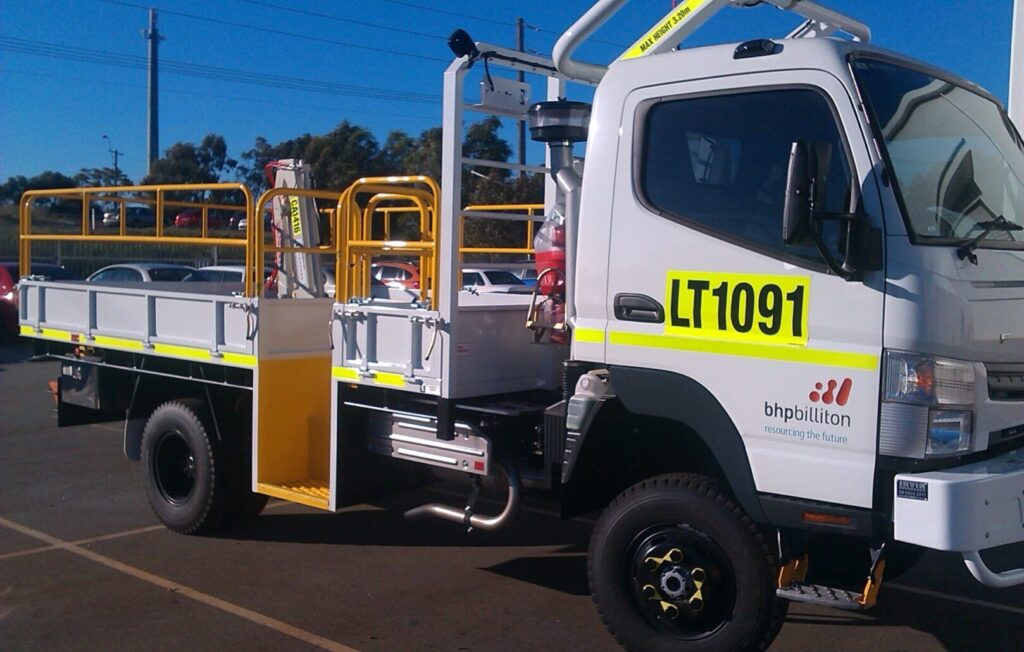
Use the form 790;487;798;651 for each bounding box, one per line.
809;378;852;406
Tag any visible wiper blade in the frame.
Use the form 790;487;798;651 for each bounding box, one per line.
956;215;1023;264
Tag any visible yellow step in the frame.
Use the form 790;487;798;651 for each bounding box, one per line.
257;480;330;510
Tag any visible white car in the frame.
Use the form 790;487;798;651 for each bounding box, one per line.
87;263;195;283
461;268;532;294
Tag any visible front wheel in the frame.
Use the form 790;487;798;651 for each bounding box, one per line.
589;473;787;652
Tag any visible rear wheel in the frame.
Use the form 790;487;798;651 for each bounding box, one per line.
589;473;786;652
142;400;229;534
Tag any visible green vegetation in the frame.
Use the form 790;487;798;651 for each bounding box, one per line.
1;116;542;271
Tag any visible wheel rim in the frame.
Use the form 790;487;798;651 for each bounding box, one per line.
153;430;196;504
626;524;737;640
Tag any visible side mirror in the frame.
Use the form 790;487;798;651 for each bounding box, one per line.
782;140;816;245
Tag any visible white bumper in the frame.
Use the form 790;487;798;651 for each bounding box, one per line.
893;447;1024;588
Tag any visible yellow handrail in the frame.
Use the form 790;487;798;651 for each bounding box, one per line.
19;183;253;287
336;176;440;307
460;203;544;259
252;187;348;298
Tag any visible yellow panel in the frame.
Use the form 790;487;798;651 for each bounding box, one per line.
256;355;332;502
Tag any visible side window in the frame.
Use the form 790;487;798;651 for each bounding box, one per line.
639;88;853;264
462;272;482;287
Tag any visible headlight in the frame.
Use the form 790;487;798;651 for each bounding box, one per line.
883;351;975;405
880;351;975;458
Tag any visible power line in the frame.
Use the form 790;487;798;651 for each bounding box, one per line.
91;0;450;63
376;0;518;28
374;0;628;49
234;0;448;43
0;36;443;104
0;67;441;124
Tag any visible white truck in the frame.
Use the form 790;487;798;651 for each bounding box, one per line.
16;1;1024;650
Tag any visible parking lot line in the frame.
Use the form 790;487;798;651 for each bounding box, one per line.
0;525;167;561
886;583;1024;617
0;515;359;652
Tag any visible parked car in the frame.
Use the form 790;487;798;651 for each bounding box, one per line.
0;262;80;339
516;266;538;287
173;210;230;229
371;261;420;289
102;204;159;228
461;268;532;294
182;265;276;284
87;263;195;283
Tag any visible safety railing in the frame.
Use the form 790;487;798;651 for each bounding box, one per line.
252;187;346;298
19;182;254;283
460;203;544;262
336;176;440;308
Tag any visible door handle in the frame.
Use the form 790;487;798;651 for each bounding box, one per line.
614;293;664;323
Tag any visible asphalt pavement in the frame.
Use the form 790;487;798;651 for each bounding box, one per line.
1;339;1022;651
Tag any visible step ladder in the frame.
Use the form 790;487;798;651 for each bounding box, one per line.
776;548;887;610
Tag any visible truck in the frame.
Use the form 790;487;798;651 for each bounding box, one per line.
15;1;1024;650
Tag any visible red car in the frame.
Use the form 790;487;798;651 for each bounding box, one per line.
371;261;420;289
0;262;80;340
174;210;230;229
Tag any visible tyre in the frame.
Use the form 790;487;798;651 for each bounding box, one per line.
141;400;229;534
589;473;787;652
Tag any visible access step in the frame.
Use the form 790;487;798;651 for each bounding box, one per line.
776;583;867;610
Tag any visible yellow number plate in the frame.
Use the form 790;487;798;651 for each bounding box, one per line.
664;271;809;346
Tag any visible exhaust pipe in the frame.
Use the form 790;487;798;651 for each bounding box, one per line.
405;461;521;531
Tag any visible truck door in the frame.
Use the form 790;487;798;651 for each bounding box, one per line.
604;71;886;509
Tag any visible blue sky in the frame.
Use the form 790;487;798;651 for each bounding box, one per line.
1;0;1016;183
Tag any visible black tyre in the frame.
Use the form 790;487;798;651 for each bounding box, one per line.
141;400;229;534
589;473;787;652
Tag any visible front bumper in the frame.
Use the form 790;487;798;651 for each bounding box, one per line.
893;447;1024;587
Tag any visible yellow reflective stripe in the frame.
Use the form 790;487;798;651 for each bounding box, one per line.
221;351;257;367
332;366;359;380
93;334;145;351
574;327;605;344
621;0;711;60
374;371;406;388
22;326;254;367
152;342;208;361
40;327;73;342
608;331;878;370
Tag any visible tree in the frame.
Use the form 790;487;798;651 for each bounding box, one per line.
75;167;132;188
0;171;79;207
238;134;314;194
142;134;237;186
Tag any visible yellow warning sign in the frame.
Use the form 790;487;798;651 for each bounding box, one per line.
621;0;713;60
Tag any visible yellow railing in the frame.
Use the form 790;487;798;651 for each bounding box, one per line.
252;187;347;299
17;178;537;306
336;176;440;307
19;182;253;281
460;204;544;259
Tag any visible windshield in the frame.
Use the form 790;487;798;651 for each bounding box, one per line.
853;59;1024;247
483;271;523;285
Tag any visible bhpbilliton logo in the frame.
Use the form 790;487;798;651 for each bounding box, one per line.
809;378;852;406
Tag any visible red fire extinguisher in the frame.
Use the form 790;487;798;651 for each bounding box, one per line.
534;210;567;343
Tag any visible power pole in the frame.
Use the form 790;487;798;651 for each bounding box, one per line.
102;134;123;182
143;8;163;171
1011;0;1023;131
516;17;526;175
